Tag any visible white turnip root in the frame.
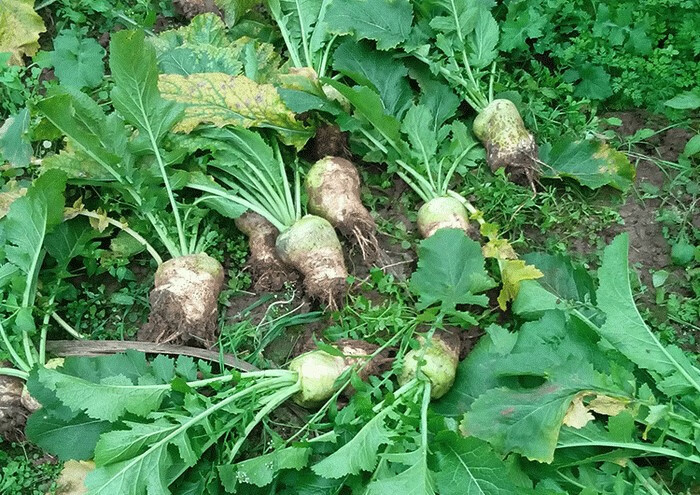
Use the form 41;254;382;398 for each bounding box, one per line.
416;196;473;239
276;215;348;309
289;340;383;408
473;99;538;189
305;156;379;262
138;253;224;347
235;211;299;292
399;332;460;399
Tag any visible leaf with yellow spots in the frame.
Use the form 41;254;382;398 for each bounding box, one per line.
158;72;313;148
497;259;543;310
482;238;517;260
539;138;636;191
0;0;46;65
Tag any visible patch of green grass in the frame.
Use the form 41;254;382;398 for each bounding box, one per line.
0;441;61;495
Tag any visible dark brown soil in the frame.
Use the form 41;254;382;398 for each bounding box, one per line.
0;368;28;443
302;124;351;162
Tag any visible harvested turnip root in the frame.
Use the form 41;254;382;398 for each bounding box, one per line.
289;340;383;408
276;215;348;309
306;157;379;261
473;99;539;189
0;370;28;442
416;195;474;239
235;211;299;292
139;253;224;346
399;332;460;399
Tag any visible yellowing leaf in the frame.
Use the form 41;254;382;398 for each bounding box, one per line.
0;0;46;65
482;238;517;260
563;394;594;429
89;208;109;232
64;197;86;220
0;182;27;219
158;72;313;148
497;259;543;310
588;394;630;416
54;460;95;495
563;392;629;430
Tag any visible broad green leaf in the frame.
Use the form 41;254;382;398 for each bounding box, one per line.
683;134;700;157
3;170;66;305
468;9;498;69
37;90;130;183
402;105;438;166
39;29;106;89
0;0;45;65
93;419;182;465
322;79;403;147
539;139;635;191
433;431;522;495
325;0;413;50
0;108;32;167
220;446;311;490
158;72;312;148
36;367;170;421
366;451;435;495
462;363;593;462
110;30;183;143
25;411;111;461
567;64;613;100
332;39;412;118
595;234;700;395
45;217;99;271
410;229;496;311
312;407;395;478
153;13;244;75
664;91;700;110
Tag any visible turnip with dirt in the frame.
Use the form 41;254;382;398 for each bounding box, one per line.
235;211;299;292
473;99;538;188
305;156;379;261
189;127;349;308
38;32;229;346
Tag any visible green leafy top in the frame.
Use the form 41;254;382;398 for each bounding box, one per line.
410;229;496;312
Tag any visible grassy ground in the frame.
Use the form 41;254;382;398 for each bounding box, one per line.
0;0;698;493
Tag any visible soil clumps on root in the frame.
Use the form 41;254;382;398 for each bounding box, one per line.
473;99;539;190
276;215;349;310
306;156;380;262
304;124;351;161
139;253;224;347
235;212;299;292
0;368;28;442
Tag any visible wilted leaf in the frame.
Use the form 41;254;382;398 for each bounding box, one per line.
0;182;27;219
220;447;311;490
0;0;46;65
562;393;595;429
497;259;543;310
159;72;312;148
55;460;96;495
